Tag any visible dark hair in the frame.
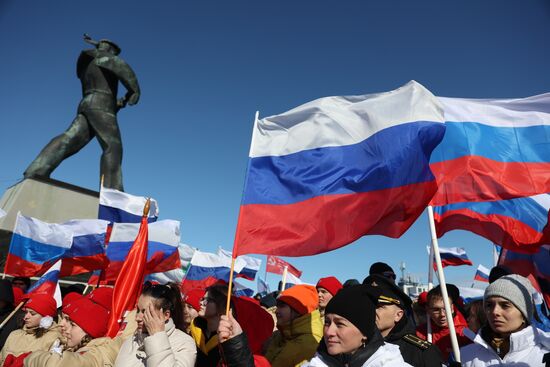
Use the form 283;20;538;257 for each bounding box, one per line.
12;277;31;289
466;300;487;333
489;265;511;284
142;283;185;331
205;284;229;316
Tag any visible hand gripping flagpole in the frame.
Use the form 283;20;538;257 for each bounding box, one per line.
227;111;260;316
427;205;461;362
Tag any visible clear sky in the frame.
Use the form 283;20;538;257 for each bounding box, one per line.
1;0;549;292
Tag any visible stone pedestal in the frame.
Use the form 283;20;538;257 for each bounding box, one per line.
0;178;100;264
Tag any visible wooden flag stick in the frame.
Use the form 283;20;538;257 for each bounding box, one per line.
225;257;236;316
143;199;151;217
0;300;26;329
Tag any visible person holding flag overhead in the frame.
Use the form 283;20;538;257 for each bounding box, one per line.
0;294;60;367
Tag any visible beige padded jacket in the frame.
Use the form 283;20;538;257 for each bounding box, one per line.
114;318;196;367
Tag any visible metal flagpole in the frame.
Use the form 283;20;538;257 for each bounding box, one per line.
427;205;461;362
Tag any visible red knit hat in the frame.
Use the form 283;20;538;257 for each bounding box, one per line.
316;276;343;296
277;284;318;315
62;298;109;338
23;294;57;318
184;288;205;312
87;287;113;311
62;292;84;307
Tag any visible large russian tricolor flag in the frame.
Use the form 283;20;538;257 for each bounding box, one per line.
59;219;110;276
98;187;159;224
234;81;446;256
433;194;550;253
5;213;73;277
102;220;181;282
437;247;473;268
430;93;550;206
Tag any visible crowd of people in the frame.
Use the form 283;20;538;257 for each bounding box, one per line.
0;262;548;366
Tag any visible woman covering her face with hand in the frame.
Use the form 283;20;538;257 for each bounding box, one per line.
302;285;411;367
114;282;196;367
460;274;550;367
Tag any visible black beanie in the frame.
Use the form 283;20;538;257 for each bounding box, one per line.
325;285;381;339
369;262;395;277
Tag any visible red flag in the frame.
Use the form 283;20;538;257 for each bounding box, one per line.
266;255;302;277
106;205;149;337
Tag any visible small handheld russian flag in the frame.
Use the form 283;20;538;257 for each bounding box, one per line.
474;264;490;283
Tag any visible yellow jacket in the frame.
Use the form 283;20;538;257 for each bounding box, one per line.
264;309;323;367
0;324;61;365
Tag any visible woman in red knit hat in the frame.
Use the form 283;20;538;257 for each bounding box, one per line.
24;296;120;367
0;293;60;367
316;277;343;319
182;288;204;334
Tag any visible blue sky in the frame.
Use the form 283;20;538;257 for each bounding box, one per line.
1;0;549;292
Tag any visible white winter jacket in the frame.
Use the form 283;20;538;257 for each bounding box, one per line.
301;342;412;367
114;318;196;367
460;325;550;367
